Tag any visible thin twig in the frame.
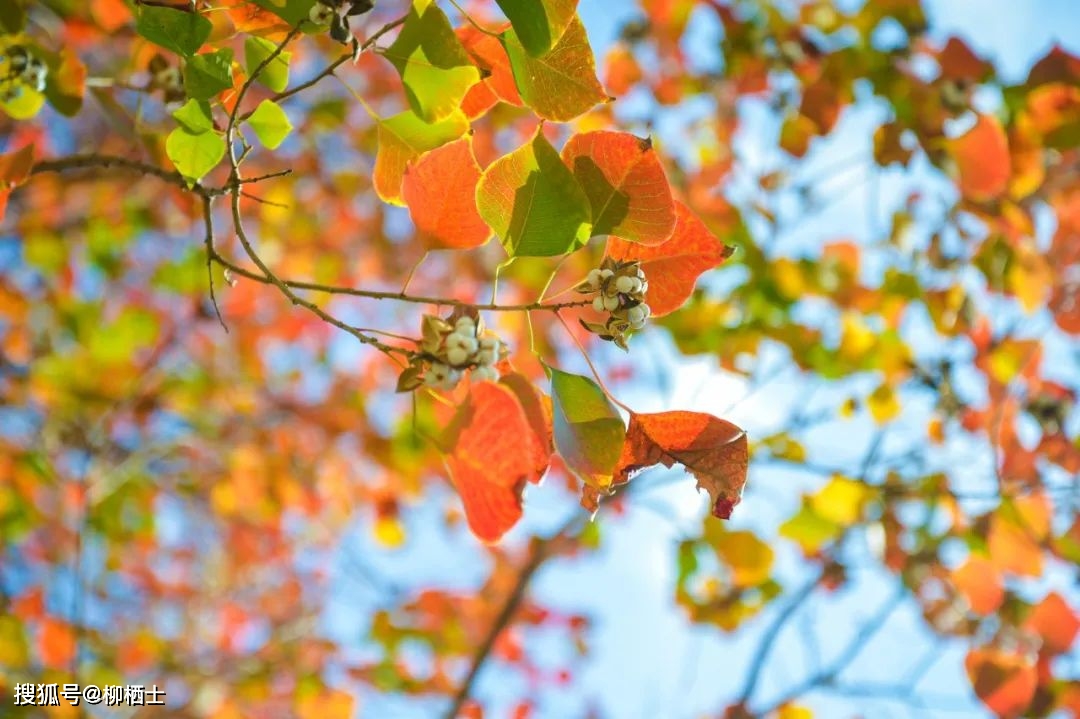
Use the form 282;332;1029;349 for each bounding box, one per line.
201;196;229;332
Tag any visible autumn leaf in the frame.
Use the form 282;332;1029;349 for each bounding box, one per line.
458;24;523;112
548;367;625;490
495;0;578;57
501;16;608;122
443;381;537;542
0;143;35;222
560;130;676;244
952;555;1005;615
965;646;1037;718
1025;591;1079;655
38;616;77;669
403;137;491;250
950;114;1011;202
374;109;469;205
606;202;735;316
499;372;554;484
383;0;481;123
615;411;748;519
475;127;592;257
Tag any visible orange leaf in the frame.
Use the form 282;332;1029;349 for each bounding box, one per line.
38;617;77;669
987;493;1051;577
614;411;748;519
950;114;1011;202
606;202;735;317
499;372;553;484
561;130;676;245
458;25;522;107
403;137;491;250
952;555;1004;615
1025;592;1079;655
965;646;1037;718
445;381;536;542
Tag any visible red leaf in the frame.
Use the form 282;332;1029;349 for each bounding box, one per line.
403;137;491;250
950;114;1011;202
458;25;522;107
965;646;1038;718
445;381;537;542
614;411;748;519
606;202;735;317
499;372;554;484
561;130;676;244
1025;592;1079;655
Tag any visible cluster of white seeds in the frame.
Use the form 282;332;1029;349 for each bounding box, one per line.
1;46;47;101
398;312;507;393
583;266;651;330
424;316;502;390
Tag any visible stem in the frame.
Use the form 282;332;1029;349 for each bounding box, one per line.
554;311;633;413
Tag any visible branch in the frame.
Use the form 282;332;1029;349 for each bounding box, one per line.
30;154;194;192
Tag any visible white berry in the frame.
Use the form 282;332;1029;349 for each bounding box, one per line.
476;348;496;366
473;365;498;382
615;275;635;294
447;346;469;366
454;316;476;334
478;335;499;351
600;269;615;280
627;305;647;325
603;295;620;312
309;2;334;24
447;332;479;354
592;296;605;312
586;269;603;289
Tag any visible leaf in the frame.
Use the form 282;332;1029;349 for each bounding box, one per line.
475;127;592;257
444;381;536;542
950;114;1011;202
560;131;676;244
952;555;1004;615
606;202;735;317
808;475;871;524
867;382;900;423
711;528;773;587
383;0;481;123
614;411;748;519
499;372;553;484
548;368;625;490
136;5;212;58
166;126;225;185
987;493;1051;577
780;504;841;555
0;143;36;222
502;16;608;122
245;36;291;93
43;49;86;117
1025;591;1079;654
965;647;1037;718
247;100;293;149
374;108;469;205
402;136;491;249
172;99;215;134
494;0;578;57
458;25;523;111
38;616;76;670
247;0;316;26
184;49;234;100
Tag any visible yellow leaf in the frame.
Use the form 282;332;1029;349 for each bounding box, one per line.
713;530;774;587
1006;242;1051;313
373;516;406;548
781;505;841;554
297;690;355;719
773;258;807;300
839;312;875;362
777;704;814;719
867;382;900;423
810;475;871;524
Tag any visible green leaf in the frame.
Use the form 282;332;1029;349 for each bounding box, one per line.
245;36;291;93
475;127;592;257
247;100;293;149
383;0;481;123
248;0;316;25
41;48;86;117
373;108;469;205
502;16;607;122
172;99;215;134
495;0;577;57
184;49;234;100
548;367;626;489
165;127;225;186
0;1;27;33
136;5;212;58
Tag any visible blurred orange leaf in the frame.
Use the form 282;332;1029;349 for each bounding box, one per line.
950;114;1011;202
965;646;1037;718
403;137;492;250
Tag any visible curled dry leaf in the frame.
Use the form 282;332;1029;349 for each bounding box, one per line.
614;410;748;519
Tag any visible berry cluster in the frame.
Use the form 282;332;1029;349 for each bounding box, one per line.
309;0;376;44
576;258;650;350
0;45;47;102
397;310;507;392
